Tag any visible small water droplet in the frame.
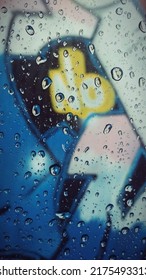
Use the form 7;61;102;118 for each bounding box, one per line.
63;127;69;135
48;218;56;227
36;55;47;65
121;227;129;234
111;67;123;81
66;113;73;121
64;248;70;256
42;77;52;90
84;146;89;153
138;77;146;87
38;150;45;157
55;92;64;102
116;7;123;15
25;218;33;225
56;212;71;219
31;150;36;157
58;9;63;15
106;203;114;212
88;44;95;54
103;124;112;134
94;77;101;87
68;95;75;103
139;20;146;33
38;11;44;18
49;164;61;176
15;142;21;148
1;6;8;13
32;105;41;116
81;234;89;243
77;221;85;227
126;199;133;207
63;50;69;57
25;25;35;36
15;207;23;213
82;82;88;89
24;171;32;179
125;184;133;192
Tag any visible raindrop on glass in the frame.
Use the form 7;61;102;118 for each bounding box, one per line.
25;218;33;225
24;171;32;179
25;25;35;36
49;164;61;176
111;67;123;81
116;7;123;15
121;227;129;234
1;7;8;13
139;20;146;33
82;82;88;89
55;92;64;102
138;77;145;87
88;44;95;54
63;50;69;57
94;77;101;87
42;77;52;90
32;105;41;116
36;55;47;65
103;124;112;134
68;95;75;103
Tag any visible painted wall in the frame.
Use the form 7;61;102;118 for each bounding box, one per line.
0;0;146;259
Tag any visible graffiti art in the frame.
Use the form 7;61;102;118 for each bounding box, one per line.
0;0;146;260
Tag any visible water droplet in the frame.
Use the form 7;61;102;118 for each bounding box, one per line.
116;7;123;15
94;77;101;87
32;105;41;116
15;142;21;148
82;82;88;89
55;92;64;102
79;29;83;36
31;150;36;157
25;25;35;36
63;127;69;135
1;6;7;13
24;171;32;179
120;0;127;4
142;237;146;244
58;9;63;15
100;240;106;247
121;227;129;234
38;150;45;157
14;133;20;141
25;218;33;225
38;11;44;18
103;124;112;134
111;67;123;81
63;50;69;57
48;218;56;227
56;212;71;219
138;77;146;87
95;192;99;197
66;113;73;121
15;207;23;213
126;199;133;207
64;248;70;256
49;164;61;176
88;44;95;54
106;203;114;211
42;77;52;90
0;132;4;138
139;20;146;33
36;55;47;65
16;34;20;41
81;234;89;243
77;221;85;227
125;184;133;192
84;146;89;153
68;95;75;103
